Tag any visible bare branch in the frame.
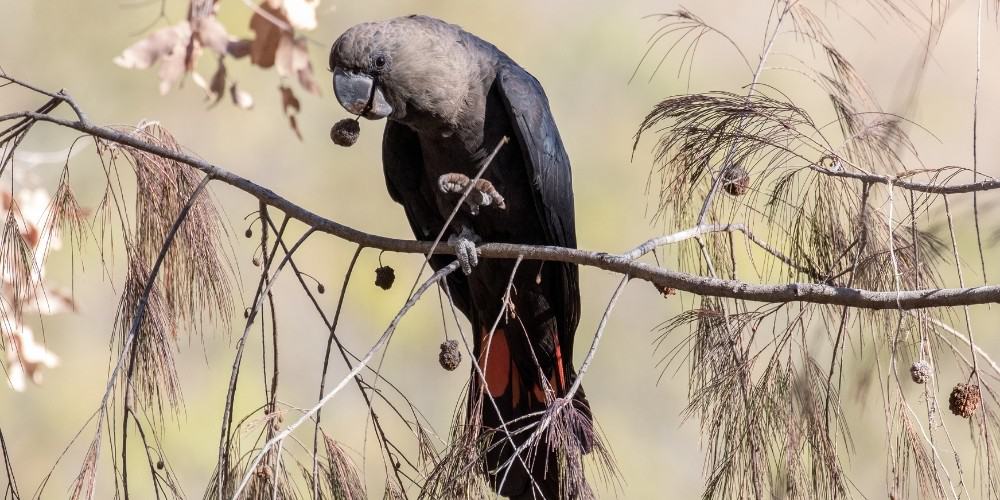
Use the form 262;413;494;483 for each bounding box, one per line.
0;110;997;311
810;164;1000;194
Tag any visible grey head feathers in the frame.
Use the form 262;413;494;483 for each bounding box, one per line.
330;16;500;130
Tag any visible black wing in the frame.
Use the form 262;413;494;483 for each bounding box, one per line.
382;120;473;316
496;62;581;341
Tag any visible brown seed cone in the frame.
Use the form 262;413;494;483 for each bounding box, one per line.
910;360;932;384
374;266;395;290
331;119;360;147
949;383;981;418
439;340;461;371
256;464;272;479
722;165;750;196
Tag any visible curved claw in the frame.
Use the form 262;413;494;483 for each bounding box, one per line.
439;173;471;195
437;173;507;215
472;179;506;210
448;228;480;275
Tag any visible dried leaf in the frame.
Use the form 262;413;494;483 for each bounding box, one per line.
230;82;254;109
157;45;191;95
209;59;227;104
4;324;59;391
274;34;295;77
25;285;75;315
282;0;320;31
191;56;227;108
193;16;232;54
279;86;303;139
5;280;76;316
227;39;252;58
287;114;303;140
16;187;59;255
113;21;192;70
297;65;319;95
191;71;210;93
275;35;319;95
292;40;319;95
111;19;196;95
194;15;252;59
248;2;289;68
279;85;300;114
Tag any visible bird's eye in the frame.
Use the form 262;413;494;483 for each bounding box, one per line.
374;56;387;68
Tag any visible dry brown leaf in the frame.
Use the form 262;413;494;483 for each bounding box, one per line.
209;60;227;104
287;114;303;140
6;281;77;316
191;59;227;105
291;38;319;94
282;0;320;31
230;82;254;109
279;85;300;114
193;16;228;54
28;286;76;315
157;44;193;95
113;21;192;70
4;324;58;392
275;35;319;95
191;71;210;93
227;39;252;58
14;187;61;275
192;15;252;59
113;20;200;95
274;34;295;77
248;2;289;68
279;85;303;139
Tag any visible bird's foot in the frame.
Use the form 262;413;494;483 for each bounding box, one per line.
448;227;480;275
438;173;507;215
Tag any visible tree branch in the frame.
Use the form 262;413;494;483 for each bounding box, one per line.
809;164;1000;194
2;110;999;310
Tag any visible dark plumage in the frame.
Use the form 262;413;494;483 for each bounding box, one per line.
331;16;590;499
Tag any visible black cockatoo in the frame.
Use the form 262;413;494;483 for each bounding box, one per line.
330;15;592;499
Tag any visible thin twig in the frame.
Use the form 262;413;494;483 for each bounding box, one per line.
496;274;629;477
120;174;213;500
230;261;461;500
809;164;1000;194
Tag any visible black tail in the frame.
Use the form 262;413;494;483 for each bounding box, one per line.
472;324;592;499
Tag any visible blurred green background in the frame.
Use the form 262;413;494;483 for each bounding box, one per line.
2;0;1000;498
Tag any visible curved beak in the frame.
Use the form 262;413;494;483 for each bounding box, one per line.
333;67;393;120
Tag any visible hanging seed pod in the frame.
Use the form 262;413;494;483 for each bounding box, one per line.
949;383;981;418
245;228;253;238
721;165;750;196
256;464;272;479
317;283;326;294
156;460;165;470
439;340;461;371
910;360;932;384
331;119;360;147
375;266;395;290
